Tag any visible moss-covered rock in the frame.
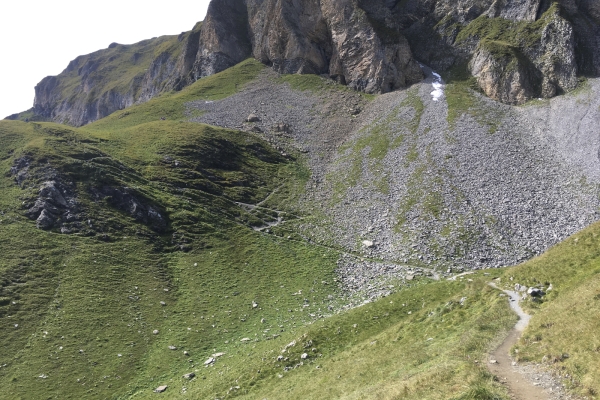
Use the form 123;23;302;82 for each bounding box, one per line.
470;40;542;104
466;6;577;103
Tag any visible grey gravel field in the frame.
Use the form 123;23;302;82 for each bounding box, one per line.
188;68;600;295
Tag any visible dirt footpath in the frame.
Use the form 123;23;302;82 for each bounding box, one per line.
488;284;575;400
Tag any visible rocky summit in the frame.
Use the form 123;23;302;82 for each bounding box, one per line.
2;0;600;399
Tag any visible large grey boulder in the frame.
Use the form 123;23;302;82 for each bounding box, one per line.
527;287;545;297
24;181;75;231
36;209;57;230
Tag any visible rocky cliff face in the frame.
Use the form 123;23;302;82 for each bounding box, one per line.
24;0;600;125
399;0;597;103
192;0;424;93
32;35;186;126
468;6;578;103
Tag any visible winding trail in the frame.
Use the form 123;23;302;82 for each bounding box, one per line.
488;283;548;400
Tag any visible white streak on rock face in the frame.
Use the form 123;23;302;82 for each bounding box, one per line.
431;72;445;102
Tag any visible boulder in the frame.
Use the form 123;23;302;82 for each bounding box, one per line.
527;287;545;297
273;123;290;133
39;181;68;208
24;179;77;231
204;357;215;365
154;385;168;393
247;114;260;122
36;209;58;230
514;283;527;292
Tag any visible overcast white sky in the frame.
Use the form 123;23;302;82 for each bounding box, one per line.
0;1;211;119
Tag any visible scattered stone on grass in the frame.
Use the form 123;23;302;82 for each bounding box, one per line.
154;385;168;393
183;373;195;380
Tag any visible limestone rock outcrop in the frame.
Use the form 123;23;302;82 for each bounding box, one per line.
193;0;423;93
469;42;540;104
194;0;252;78
398;0;595;104
29;0;423;126
469;6;577;103
32;35;186;126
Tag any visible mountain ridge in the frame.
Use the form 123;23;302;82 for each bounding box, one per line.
8;0;599;126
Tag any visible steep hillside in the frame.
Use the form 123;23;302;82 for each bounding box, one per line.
0;102;521;398
499;220;600;398
2;0;600;394
189;65;600;278
0;60;343;399
1;54;600;399
23;24;204;127
9;0;599;126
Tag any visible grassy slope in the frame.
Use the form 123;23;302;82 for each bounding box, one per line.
1;56;600;400
0;59;518;400
501;221;600;398
0;60;341;399
241;216;600;400
81;57;266;134
230;277;516;400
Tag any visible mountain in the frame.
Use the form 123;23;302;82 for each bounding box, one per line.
9;0;598;127
1;0;600;398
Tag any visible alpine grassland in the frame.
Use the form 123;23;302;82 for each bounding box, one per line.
0;60;344;399
0;57;599;400
500;221;600;398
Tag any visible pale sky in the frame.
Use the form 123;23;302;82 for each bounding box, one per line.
0;1;211;119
